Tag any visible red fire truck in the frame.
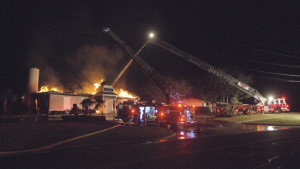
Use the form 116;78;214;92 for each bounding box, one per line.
155;103;195;128
104;28;290;118
257;97;289;113
234;97;290;114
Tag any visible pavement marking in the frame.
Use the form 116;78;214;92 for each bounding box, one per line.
0;124;121;156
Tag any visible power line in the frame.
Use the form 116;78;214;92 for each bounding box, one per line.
247;69;300;77
255;75;300;83
241;59;300;69
245;46;300;59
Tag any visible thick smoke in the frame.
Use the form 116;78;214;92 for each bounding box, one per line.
27;30;125;93
26;31;64;91
65;45;124;93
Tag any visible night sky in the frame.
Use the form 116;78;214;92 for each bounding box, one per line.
2;0;300;110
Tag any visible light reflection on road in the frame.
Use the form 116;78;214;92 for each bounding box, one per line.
176;123;292;140
177;129;197;139
242;124;291;132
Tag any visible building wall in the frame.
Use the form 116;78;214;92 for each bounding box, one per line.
49;94;88;112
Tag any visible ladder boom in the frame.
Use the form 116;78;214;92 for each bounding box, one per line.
103;28;179;103
150;39;266;103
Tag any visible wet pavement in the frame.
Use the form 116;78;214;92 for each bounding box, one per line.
174;121;294;140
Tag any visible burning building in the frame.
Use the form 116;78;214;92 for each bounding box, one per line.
32;92;91;114
27;66;139;121
94;85;118;120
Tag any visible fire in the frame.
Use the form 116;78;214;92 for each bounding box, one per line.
118;89;137;98
93;79;103;94
94;83;100;93
39;85;62;93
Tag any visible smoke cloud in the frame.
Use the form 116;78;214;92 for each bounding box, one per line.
27;30;125;93
65;45;124;93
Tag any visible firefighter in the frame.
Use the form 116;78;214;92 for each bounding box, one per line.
70;104;80;116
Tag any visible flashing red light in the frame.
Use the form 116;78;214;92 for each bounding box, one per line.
131;109;135;113
192;104;195;108
180;118;184;122
287;105;289;108
160;112;164;116
281;97;285;100
178;104;182;107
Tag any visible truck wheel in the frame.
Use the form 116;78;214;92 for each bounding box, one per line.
238;109;244;115
274;108;281;114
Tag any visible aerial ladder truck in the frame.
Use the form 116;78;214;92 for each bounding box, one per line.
147;37;289;114
104;28;289;115
103;27;194;126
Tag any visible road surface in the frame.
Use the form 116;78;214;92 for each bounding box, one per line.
1;121;300;169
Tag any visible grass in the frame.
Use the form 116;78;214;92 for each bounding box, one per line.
214;112;300;126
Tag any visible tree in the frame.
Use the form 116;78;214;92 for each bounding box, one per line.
200;70;253;112
167;77;192;99
94;96;104;115
0;88;18;115
81;98;95;116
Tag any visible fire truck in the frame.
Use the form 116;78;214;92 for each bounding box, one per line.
155;103;195;128
104;28;194;126
145;35;290;114
232;97;289;115
103;27;290;118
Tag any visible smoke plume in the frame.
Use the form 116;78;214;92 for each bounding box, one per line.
27;30;125;93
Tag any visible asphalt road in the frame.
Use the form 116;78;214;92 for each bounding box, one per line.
1;125;300;169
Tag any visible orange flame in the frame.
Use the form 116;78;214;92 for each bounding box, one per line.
39;85;62;93
118;89;138;98
93;79;104;94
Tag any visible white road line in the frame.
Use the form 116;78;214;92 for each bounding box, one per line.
0;124;121;156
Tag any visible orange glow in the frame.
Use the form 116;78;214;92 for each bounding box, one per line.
282;97;285;100
178;104;182;107
180;118;184;121
192;104;195;108
160;112;164;116
131;109;135;113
